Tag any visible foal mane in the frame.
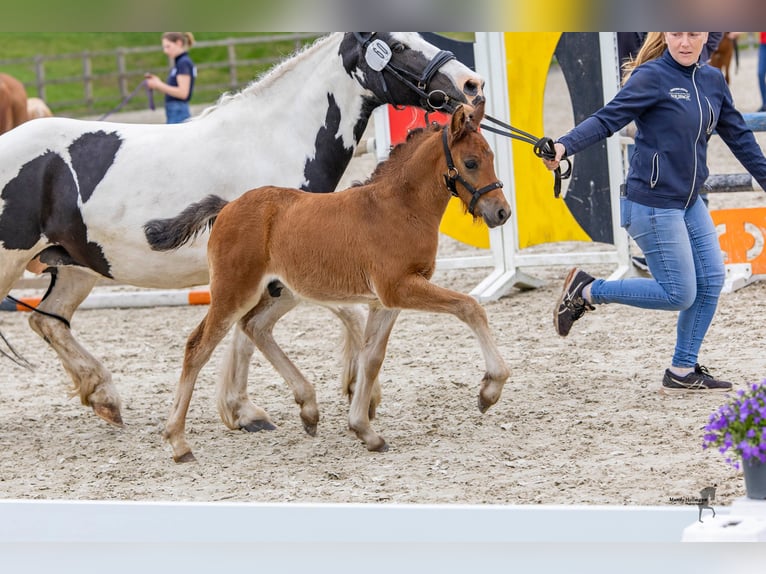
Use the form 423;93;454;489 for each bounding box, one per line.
195;33;339;120
352;123;444;187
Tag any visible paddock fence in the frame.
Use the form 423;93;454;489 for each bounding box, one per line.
0;33;320;118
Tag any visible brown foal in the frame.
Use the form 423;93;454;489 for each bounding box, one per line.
158;102;512;462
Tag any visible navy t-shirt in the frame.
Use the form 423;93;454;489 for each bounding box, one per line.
165;52;196;103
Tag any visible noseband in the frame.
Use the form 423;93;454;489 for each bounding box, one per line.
354;33;458;113
442;126;503;216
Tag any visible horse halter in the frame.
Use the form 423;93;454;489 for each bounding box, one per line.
441;126;503;216
354;33;458;113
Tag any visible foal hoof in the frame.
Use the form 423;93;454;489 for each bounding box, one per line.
302;421;318;437
174;451;197;464
241;419;277;433
92;402;124;427
477;395;492;414
367;438;389;453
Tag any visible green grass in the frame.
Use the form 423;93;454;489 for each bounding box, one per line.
0;33;318;117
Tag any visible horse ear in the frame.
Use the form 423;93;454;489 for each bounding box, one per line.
468;99;485;127
449;104;469;141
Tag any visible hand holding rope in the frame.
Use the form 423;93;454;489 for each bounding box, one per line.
480;114;571;198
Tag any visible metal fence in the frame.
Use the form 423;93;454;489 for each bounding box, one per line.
0;33;320;117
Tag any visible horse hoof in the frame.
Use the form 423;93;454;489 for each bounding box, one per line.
241;419;277;433
477;395;491;414
92;402;124;427
367;439;388;453
302;421;318;437
174;451;197;463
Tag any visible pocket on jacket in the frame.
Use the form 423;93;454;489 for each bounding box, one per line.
650;153;660;188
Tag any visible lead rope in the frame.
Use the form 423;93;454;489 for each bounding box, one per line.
98;78;155;121
480;113;571;198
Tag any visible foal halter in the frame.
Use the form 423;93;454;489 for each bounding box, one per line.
442;126;503;216
354;33;458;113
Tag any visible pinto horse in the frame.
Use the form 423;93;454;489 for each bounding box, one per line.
147;102;510;462
0;73;28;135
0;33;483;434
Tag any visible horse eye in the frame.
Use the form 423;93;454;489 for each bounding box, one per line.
392;43;406;54
464;159;478;170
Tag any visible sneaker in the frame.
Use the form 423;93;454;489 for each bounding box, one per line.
631;256;650;272
554;268;595;337
661;364;732;395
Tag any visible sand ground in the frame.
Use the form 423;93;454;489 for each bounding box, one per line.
1;40;765;507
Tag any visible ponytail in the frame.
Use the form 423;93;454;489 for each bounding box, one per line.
621;32;666;84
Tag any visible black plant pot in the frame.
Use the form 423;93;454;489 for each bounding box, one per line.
743;458;766;499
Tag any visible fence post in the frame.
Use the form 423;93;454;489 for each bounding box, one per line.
82;50;93;111
34;55;45;100
227;40;238;91
116;48;128;98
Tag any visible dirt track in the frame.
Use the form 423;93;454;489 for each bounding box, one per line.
1;42;766;506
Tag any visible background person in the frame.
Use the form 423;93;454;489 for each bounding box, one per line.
543;32;766;395
144;32;197;123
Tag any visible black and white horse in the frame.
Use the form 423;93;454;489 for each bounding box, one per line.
0;33;483;432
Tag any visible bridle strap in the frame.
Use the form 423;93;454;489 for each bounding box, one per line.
354;33;458;113
442;126;503;215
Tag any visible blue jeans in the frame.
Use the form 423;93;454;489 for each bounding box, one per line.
759;43;766;109
589;197;725;368
165;100;191;124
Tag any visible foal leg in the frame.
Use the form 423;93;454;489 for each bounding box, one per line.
381;277;510;413
216;324;277;433
323;303;382;420
27;266;124;426
347;304;400;452
218;288;320;436
165;310;240;463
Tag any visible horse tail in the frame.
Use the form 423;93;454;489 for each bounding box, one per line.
144;194;229;251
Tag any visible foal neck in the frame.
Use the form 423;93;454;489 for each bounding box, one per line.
371;127;453;218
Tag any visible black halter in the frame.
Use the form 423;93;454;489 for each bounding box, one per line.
442;126;503;216
354;33;458;113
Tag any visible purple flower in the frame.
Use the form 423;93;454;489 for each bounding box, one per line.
702;379;766;469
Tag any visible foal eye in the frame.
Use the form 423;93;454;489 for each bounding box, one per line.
464;159;478;170
392;43;406;54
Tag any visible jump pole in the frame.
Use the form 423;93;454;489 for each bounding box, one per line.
1;289;211;312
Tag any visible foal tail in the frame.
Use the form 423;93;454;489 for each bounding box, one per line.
144;194;229;251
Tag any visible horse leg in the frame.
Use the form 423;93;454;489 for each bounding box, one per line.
380;277;510;413
218;287;320;436
347;304;400;452
324;303;382;420
27;266;124;426
165;311;238;463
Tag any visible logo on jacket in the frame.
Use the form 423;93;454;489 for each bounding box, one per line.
669;87;691;101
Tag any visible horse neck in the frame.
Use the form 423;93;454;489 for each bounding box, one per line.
205;34;375;191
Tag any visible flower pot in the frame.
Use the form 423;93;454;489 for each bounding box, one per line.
743;458;766;500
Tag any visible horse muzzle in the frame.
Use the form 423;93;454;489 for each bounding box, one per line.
479;198;512;228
